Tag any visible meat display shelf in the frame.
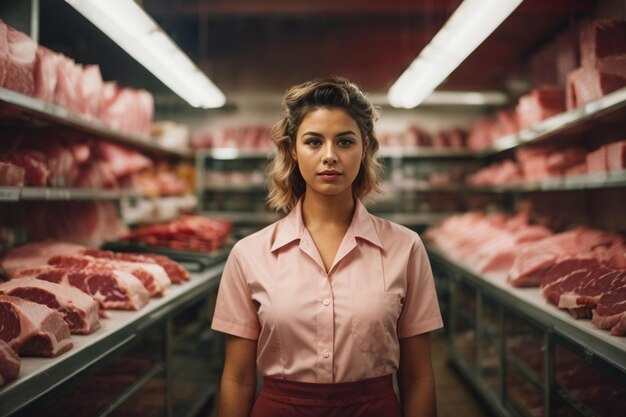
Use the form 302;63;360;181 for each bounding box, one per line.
0;263;225;417
427;243;626;417
484;86;626;155
200;210;282;224
0;186;142;201
203;183;266;192
378;147;482;158
376;212;460;227
391;170;626;193
426;244;626;372
0;87;192;159
197;148;274;160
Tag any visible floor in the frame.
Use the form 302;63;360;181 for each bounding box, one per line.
202;333;493;417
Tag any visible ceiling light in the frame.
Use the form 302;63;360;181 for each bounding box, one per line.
65;0;225;108
388;0;523;109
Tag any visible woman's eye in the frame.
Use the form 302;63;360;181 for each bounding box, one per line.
306;139;321;146
338;138;354;147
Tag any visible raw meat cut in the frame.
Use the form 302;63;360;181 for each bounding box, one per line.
48;254;171;297
12;266;150;310
587;145;608;174
0;240;84;278
96;142;152;178
0;294;72;357
0;161;25;186
606;140;626;171
0;339;20;386
516;86;565;131
0;149;51;186
566;66;626;109
580;20;626;69
81;65;103;119
592;286;626;336
0;278;100;334
3;25;36;96
508;227;616;287
82;249;190;284
34;46;60;103
0;20;8;86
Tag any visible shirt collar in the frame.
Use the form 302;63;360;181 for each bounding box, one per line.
270;197;383;253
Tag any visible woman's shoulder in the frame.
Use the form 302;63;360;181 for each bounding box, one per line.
230;218;284;255
368;212;424;249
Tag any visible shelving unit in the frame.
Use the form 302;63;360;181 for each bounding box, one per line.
0;263;226;417
0;186;142;202
427;244;626;417
0;87;192;159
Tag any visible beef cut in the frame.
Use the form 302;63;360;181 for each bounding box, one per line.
0;294;73;357
34;46;60;103
0;161;25;186
2;24;36;96
82;248;190;283
48;254;171;297
0;240;84;278
0;278;100;334
12;266;150;310
0;339;20;387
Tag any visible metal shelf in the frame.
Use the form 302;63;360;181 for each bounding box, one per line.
483;87;626;155
374;212;459;227
198;148;274;160
0;87;192;159
0;186;144;202
200;210;281;224
378;147;482;159
0;264;225;417
203;183;266;192
426;243;626;373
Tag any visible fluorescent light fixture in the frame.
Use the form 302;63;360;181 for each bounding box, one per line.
65;0;225;108
388;0;523;109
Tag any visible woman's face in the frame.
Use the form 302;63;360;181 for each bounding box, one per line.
294;107;363;199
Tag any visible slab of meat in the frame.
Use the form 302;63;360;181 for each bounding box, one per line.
82;248;190;283
12;266;149;310
0;294;72;357
508;227;616;287
566;66;626;109
607;140;626;171
592;286;626;336
0;278;100;334
0;339;20;387
0;161;25;186
96;142;152;178
2;24;36;96
587;145;608;174
120;215;232;252
0;20;8;86
580;20;626;70
0;149;51;186
0;240;84;278
53;55;84;115
48;254;171;297
516;86;565;131
34;46;60;103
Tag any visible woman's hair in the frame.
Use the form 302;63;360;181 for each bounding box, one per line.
266;75;383;213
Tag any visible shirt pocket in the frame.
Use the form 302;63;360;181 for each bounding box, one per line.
351;292;402;353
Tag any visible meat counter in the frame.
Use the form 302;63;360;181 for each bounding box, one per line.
427;244;626;417
0;261;225;417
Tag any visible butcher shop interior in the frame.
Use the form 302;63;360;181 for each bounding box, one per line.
0;0;625;416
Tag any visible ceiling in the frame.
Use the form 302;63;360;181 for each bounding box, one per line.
38;0;597;109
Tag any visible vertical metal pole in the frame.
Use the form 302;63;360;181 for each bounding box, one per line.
30;0;39;43
544;330;554;417
165;318;173;417
476;291;483;379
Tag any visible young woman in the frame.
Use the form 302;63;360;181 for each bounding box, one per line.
211;76;443;417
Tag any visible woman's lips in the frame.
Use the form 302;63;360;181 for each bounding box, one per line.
319;172;341;182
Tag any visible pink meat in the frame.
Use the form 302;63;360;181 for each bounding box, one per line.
0;149;51;186
0;162;25;186
567;66;626;109
580;20;626;69
516;86;566;131
2;25;36;96
53;55;84;115
0;278;100;334
12;266;150;310
508;227;616;287
34;46;60;103
0;294;72;357
606;140;626;171
0;339;20;386
0;20;8;86
0;240;85;278
48;254;171;297
96;142;152;178
587;146;608;174
81;65;103;119
82;248;190;284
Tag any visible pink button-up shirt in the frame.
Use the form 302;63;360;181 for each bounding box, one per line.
211;198;443;383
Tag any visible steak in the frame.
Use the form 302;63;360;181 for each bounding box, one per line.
0;294;72;357
0;339;20;386
0;240;84;278
0;278;100;334
82;248;190;283
12;266;150;310
48;254;171;297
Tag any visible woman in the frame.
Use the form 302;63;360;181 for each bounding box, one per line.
211;76;443;417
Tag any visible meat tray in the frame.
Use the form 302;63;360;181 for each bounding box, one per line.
101;241;231;272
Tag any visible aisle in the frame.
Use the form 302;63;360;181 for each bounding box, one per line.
432;334;494;417
202;333;493;416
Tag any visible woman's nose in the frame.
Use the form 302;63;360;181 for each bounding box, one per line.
322;144;337;164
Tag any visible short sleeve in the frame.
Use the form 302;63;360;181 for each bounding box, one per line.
211;244;261;340
397;238;444;338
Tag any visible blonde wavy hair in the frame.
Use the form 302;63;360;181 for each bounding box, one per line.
267;76;383;213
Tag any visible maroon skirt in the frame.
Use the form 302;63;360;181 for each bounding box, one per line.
250;374;401;417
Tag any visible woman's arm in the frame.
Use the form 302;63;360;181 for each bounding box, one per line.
397;332;437;417
217;334;258;417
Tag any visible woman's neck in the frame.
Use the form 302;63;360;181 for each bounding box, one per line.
301;191;355;230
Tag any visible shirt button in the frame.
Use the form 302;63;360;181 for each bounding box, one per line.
322;299;330;306
322;351;330;358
